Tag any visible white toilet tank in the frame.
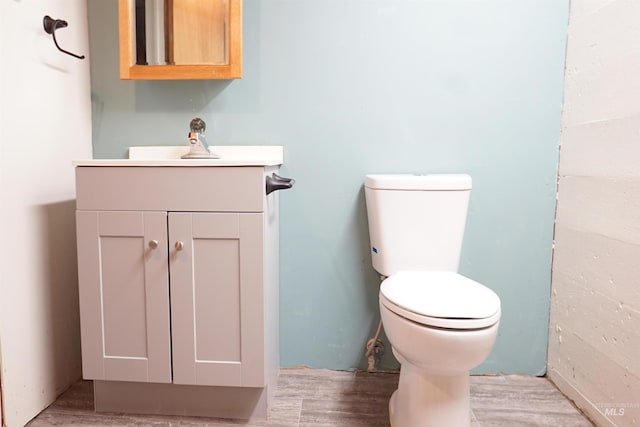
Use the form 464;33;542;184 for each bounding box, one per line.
364;174;472;277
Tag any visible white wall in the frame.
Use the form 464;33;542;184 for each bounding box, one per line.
548;1;640;426
0;1;92;426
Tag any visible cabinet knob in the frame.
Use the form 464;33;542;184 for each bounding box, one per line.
175;241;184;251
148;240;159;249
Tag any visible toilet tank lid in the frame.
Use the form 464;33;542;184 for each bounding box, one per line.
365;174;472;191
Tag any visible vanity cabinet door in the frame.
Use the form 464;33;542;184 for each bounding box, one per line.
169;212;265;387
76;211;172;383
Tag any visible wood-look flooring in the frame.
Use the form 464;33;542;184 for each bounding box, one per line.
27;368;594;426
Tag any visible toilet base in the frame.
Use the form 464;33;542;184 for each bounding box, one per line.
389;363;471;427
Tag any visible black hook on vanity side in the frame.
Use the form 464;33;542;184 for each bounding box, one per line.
43;15;85;60
266;173;295;195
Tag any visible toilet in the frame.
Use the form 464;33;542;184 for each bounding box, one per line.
364;174;501;427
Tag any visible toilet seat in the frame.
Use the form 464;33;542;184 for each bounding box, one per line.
380;271;501;330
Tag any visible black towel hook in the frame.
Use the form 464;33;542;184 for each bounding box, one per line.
43;15;85;60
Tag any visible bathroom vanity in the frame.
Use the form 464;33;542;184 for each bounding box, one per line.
73;146;288;419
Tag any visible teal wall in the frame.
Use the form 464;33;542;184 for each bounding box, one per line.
88;0;569;374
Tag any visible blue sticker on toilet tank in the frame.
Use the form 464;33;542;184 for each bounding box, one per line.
372;246;378;254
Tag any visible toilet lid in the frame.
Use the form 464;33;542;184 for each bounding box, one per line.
380;271;501;329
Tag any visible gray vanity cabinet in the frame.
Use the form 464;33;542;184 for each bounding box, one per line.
74;165;280;419
76;210;264;387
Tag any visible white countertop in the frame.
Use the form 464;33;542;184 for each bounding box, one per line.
73;146;283;167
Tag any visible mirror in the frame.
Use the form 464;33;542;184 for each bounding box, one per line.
118;0;242;80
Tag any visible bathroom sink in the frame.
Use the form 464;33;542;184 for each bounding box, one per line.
72;146;283;167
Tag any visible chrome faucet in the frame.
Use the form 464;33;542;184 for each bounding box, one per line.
181;117;218;159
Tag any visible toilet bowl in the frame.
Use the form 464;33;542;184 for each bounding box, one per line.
379;271;500;427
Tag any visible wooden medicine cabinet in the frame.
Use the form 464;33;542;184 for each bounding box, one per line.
118;0;242;80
